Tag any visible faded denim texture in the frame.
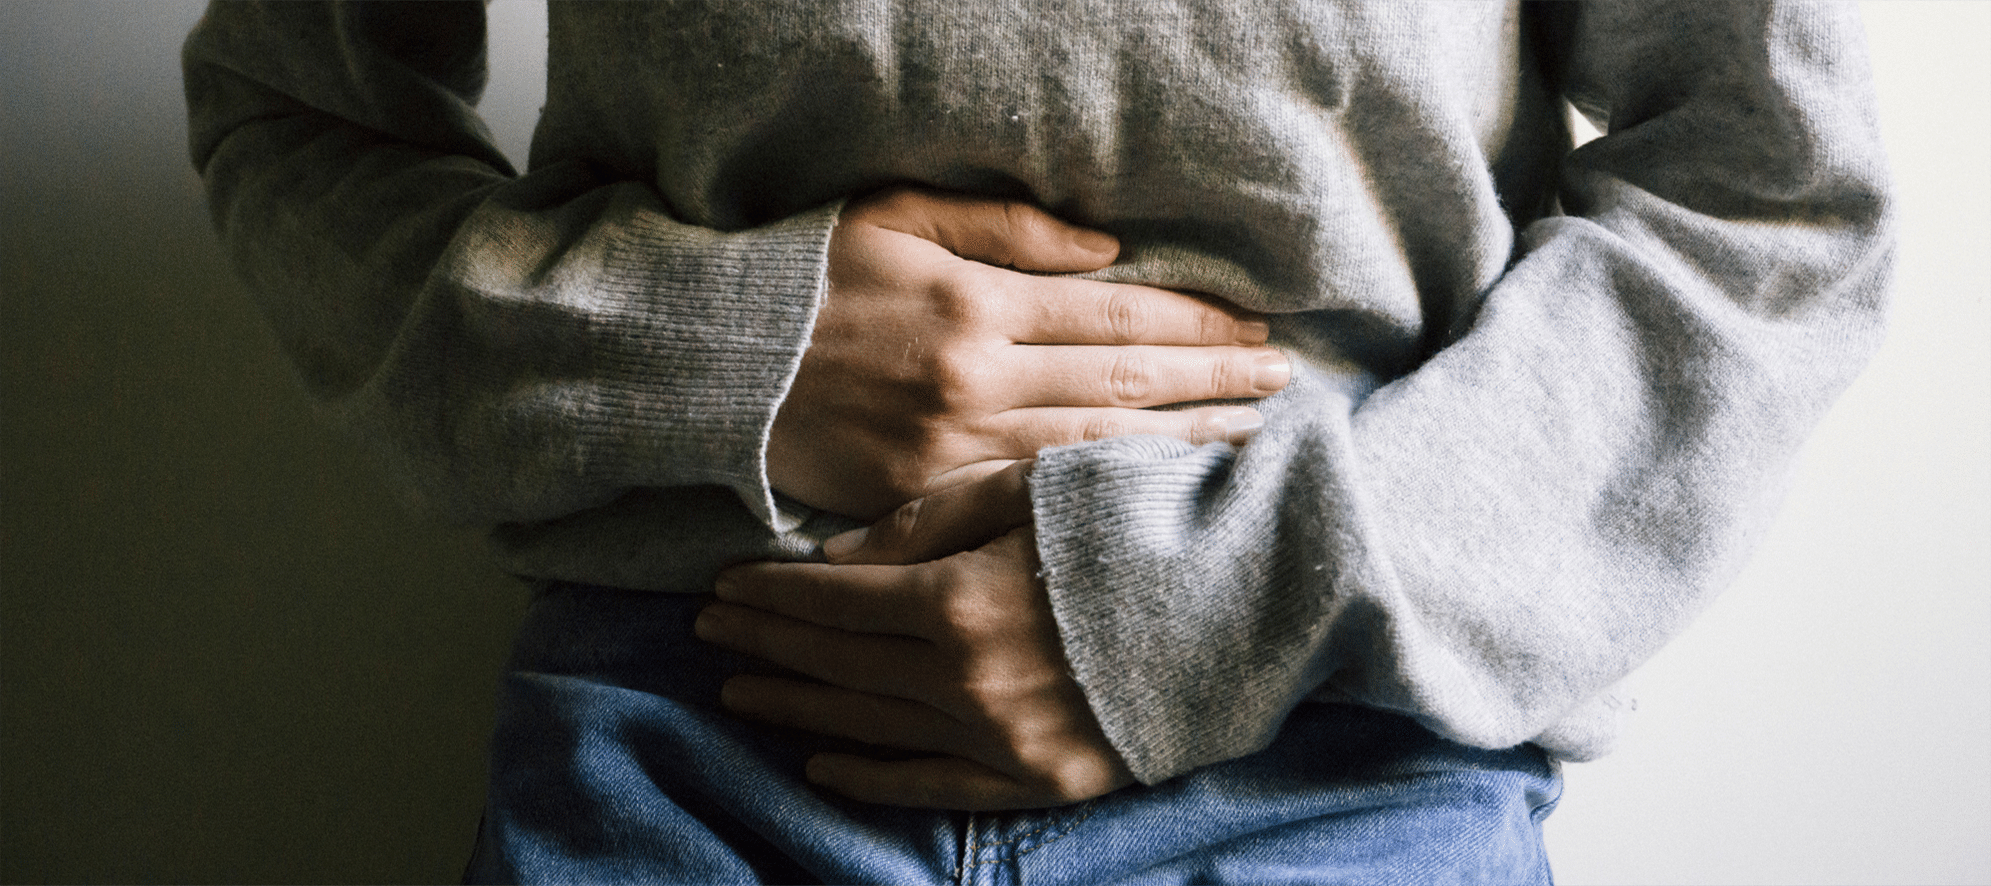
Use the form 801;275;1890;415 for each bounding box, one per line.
466;585;1561;885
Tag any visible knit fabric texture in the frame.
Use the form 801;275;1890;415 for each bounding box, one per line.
184;0;1892;784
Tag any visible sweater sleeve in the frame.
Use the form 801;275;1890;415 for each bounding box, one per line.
1029;0;1894;784
183;0;835;529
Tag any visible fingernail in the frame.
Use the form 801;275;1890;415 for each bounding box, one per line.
1214;407;1264;445
1252;351;1291;392
1237;319;1271;344
1072;227;1118;258
822;527;867;561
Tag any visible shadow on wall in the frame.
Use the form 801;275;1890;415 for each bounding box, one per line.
2;2;527;882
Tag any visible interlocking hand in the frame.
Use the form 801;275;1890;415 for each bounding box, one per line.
701;464;1133;810
768;187;1289;518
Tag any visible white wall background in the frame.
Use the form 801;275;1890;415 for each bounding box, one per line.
1543;5;1991;882
1;2;1983;882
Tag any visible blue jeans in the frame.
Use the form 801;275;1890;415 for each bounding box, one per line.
465;583;1562;884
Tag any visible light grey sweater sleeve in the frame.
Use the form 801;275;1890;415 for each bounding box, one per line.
1029;0;1894;784
183;0;835;529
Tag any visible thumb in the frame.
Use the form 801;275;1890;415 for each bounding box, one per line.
855;188;1119;273
822;459;1037;566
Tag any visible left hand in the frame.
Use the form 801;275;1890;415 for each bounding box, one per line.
699;464;1134;810
768;187;1283;519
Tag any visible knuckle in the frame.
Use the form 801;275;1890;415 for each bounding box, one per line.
958;671;1033;724
1104;290;1149;343
1212;351;1247;395
878;496;927;547
932;267;1005;333
928;268;977;321
1199;304;1231;344
1079;413;1134;442
1107;352;1154;404
996;202;1043;266
909;560;958;616
1005;727;1118;800
940;589;1003;641
1045;755;1115;803
926;349;992;413
927;563;1007;638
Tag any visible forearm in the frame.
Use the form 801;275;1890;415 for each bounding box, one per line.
186;0;836;528
1031;0;1894;784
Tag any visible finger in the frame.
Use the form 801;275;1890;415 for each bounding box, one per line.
858;189;1120;273
805;753;1045;811
824;460;1036;566
712;564;925;636
1008;275;1271;346
721;675;967;755
695;602;933;698
994;344;1290;409
975;404;1267;458
918;459;1021;500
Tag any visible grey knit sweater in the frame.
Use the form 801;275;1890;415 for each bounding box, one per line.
184;0;1891;785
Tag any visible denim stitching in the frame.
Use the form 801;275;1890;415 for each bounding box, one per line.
955;812;975;886
963;800;1100;868
974;806;1078;850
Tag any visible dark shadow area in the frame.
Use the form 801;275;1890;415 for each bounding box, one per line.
2;2;526;881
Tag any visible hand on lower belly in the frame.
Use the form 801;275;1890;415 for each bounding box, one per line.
698;463;1134;810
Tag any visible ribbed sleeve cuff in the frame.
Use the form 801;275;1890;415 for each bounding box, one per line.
584;196;842;530
1029;435;1284;785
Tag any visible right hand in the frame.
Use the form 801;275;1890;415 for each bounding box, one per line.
768;188;1290;518
705;462;1132;810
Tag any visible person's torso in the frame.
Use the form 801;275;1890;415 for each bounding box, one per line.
533;0;1569;372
